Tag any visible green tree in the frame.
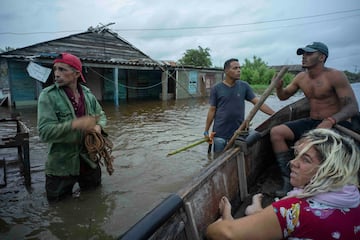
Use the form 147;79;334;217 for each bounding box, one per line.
241;56;294;86
241;56;275;85
178;46;212;67
344;70;360;83
282;71;295;86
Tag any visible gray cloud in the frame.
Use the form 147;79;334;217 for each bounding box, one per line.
1;0;359;71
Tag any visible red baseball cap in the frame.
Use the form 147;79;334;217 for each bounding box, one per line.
54;53;86;82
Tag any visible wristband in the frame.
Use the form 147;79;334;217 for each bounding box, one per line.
204;131;209;136
326;117;336;125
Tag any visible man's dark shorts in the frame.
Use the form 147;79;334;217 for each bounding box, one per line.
46;163;101;202
285;118;353;141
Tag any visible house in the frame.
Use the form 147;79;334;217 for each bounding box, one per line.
0;26;223;108
270;64;303;75
157;60;223;100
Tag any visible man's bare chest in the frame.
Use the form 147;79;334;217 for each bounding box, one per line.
300;78;334;100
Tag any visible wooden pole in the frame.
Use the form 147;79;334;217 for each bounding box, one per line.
224;66;289;151
334;124;360;142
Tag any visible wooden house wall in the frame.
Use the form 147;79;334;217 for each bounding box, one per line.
8;61;37;104
118;69;128;100
176;69;223;99
102;68;162;101
167;70;176;96
176;70;197;99
2;59;163;105
127;70;162;100
0;60;10;89
202;72;222;96
85;67;104;101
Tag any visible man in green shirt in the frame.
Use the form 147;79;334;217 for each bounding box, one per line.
37;53;107;202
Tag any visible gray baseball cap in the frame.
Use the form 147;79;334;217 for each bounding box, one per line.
296;42;328;57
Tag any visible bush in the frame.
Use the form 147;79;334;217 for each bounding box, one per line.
241;56;295;86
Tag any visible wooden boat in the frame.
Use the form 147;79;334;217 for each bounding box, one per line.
119;97;360;240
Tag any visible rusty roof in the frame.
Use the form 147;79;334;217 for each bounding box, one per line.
0;28;159;67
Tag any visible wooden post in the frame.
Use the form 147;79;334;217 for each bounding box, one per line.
113;67;119;106
224;66;288;151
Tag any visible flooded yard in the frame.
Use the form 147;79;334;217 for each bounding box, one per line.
0;93;317;239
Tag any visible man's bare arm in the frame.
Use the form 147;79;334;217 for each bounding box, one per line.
205;106;216;133
330;70;359;123
275;73;302;100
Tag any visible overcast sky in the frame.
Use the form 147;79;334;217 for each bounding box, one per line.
1;0;359;72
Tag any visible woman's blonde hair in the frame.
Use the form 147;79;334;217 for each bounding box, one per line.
297;128;360;198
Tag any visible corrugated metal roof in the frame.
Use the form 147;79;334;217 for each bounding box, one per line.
0;28;227;71
0;28;160;67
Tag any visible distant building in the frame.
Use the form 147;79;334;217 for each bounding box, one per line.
0;26;223;108
270;65;303;75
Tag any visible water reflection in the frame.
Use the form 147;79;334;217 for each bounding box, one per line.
0;94;305;239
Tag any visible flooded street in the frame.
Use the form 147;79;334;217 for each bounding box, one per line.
0;93;319;239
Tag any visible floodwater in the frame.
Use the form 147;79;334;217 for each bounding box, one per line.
1;82;359;240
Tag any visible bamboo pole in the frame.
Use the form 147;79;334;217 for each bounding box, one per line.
167;138;208;156
224;66;289;151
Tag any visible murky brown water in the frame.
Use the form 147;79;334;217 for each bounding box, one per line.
0;94;305;239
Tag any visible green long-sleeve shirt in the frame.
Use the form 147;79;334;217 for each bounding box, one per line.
37;83;106;176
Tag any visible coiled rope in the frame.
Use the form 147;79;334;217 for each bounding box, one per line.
84;130;114;175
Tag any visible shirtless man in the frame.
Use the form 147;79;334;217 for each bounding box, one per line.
270;42;359;197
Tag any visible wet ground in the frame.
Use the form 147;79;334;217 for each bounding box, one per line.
0;93;325;239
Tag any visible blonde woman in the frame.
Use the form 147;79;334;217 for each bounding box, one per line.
206;128;360;239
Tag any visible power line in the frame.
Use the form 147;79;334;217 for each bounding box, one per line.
118;13;360;39
0;29;82;35
0;8;359;35
114;8;360;31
